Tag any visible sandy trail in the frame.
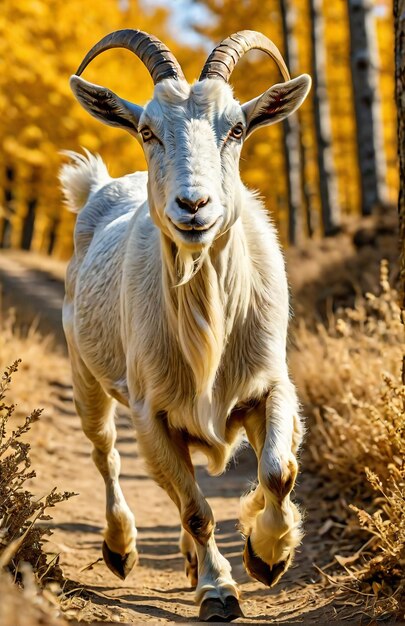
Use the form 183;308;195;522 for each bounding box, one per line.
1;250;344;624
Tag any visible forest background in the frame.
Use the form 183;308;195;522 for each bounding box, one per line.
0;0;398;255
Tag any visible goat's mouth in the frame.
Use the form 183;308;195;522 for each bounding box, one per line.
169;217;220;241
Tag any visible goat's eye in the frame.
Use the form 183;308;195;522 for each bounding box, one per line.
140;127;155;142
229;124;244;140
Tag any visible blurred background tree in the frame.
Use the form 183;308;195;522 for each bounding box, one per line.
348;0;388;215
0;0;399;256
309;0;341;234
279;0;307;243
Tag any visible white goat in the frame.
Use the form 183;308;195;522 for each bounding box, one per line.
61;29;311;622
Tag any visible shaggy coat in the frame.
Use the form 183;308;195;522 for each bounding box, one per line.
62;42;311;620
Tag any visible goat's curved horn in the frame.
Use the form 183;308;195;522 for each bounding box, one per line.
199;30;290;83
74;29;185;84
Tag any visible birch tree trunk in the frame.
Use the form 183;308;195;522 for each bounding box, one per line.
309;0;341;235
348;0;388;215
394;0;405;382
279;0;309;244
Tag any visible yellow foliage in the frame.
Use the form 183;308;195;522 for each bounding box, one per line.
0;0;398;255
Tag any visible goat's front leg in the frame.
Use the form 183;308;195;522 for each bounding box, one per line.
241;376;303;587
132;405;243;622
179;527;198;588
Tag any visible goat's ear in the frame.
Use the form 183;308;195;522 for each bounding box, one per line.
70;76;143;137
242;74;311;139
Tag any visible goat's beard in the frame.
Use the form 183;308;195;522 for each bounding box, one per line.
175;247;205;287
162;236;225;444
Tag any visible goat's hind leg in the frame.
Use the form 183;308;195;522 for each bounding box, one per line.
69;351;137;579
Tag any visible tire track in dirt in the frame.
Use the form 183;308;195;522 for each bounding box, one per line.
0;250;341;624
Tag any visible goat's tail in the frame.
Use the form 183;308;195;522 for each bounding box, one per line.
59;149;110;213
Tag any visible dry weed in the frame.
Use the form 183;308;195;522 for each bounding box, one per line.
0;361;74;625
291;261;404;619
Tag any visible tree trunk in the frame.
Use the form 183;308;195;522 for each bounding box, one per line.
394;0;405;382
20;199;37;251
348;0;388;215
47;217;60;256
300;139;315;237
309;0;341;235
279;0;308;244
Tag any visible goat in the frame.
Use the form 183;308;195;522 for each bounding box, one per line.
61;29;311;622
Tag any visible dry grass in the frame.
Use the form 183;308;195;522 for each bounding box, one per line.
0;567;67;626
0;308;69;415
291;261;404;619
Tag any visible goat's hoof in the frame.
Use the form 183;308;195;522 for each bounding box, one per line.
102;541;137;580
185;552;198;588
243;536;290;587
199;596;244;622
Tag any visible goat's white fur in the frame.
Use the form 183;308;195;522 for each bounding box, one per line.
62;75;308;609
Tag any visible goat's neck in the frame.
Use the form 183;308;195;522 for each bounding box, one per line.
211;222;252;329
161;222;251;398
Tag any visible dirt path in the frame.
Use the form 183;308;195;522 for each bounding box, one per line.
1;250;345;624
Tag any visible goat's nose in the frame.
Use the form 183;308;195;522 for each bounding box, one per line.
176;196;210;213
